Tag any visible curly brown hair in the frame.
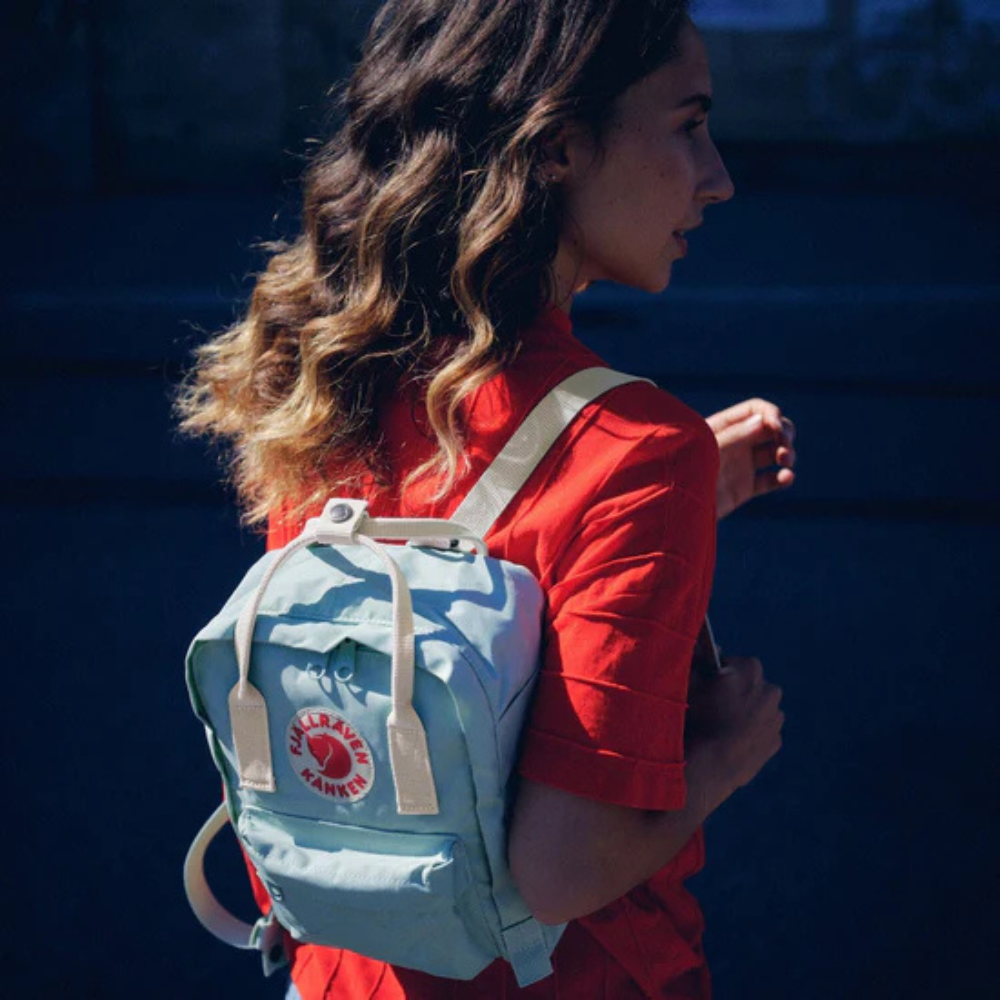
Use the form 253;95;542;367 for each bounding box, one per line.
177;0;691;525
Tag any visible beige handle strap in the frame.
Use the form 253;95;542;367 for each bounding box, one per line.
183;803;286;972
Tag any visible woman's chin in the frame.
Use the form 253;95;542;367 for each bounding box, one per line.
594;261;674;296
631;266;674;295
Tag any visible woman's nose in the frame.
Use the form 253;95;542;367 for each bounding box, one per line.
701;141;735;206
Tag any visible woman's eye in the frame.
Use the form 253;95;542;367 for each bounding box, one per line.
683;118;707;137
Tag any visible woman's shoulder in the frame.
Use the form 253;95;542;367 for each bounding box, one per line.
599;378;714;442
511;308;717;446
499;310;719;498
565;379;719;509
498;374;718;590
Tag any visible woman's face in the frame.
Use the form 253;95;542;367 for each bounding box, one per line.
549;18;734;302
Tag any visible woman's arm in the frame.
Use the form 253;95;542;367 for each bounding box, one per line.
509;656;783;925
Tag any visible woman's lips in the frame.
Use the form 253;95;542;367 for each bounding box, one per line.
672;231;688;257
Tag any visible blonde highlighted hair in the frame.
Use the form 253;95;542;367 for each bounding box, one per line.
177;0;690;525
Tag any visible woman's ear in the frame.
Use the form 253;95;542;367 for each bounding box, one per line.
537;124;572;185
538;121;594;187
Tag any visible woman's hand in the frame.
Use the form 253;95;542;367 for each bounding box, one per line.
686;656;785;796
707;399;796;519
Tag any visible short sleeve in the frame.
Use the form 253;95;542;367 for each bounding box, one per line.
516;414;719;812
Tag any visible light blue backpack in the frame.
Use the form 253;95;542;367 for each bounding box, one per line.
183;368;644;986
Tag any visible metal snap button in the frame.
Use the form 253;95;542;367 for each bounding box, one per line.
329;503;353;523
306;661;326;680
334;663;355;683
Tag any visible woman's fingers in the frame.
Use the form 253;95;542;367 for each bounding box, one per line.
711;400;798;513
713;413;764;450
780;415;796;445
752;441;797;471
754;467;795;496
708;398;784;436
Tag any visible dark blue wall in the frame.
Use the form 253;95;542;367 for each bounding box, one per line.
4;0;998;194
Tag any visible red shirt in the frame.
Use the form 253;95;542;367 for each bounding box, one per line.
262;307;720;998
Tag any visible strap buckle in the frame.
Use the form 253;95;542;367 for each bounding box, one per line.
250;911;288;976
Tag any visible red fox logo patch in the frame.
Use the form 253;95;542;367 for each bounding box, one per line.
287;708;375;802
306;733;353;780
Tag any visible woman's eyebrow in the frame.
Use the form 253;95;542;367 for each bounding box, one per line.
674;93;713;113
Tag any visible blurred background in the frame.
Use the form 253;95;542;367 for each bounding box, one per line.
2;0;998;997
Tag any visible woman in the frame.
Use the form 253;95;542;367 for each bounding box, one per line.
180;1;793;996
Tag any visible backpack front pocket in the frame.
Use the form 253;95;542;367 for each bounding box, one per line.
237;806;497;979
